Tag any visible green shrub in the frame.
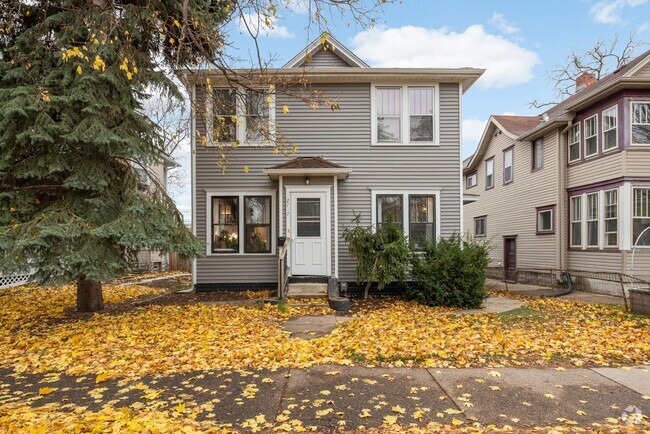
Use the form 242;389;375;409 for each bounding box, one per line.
343;213;410;299
405;235;490;308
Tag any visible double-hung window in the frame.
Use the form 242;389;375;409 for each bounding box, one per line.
374;192;438;249
211;193;274;254
584;115;598;157
503;148;513;184
474;216;486;237
376;195;403;230
633;188;650;246
374;85;437;144
376;87;402;143
409;87;434;142
212;196;239;253
485;158;494;189
210;88;274;144
570;196;582;247
409;195;436;250
604;189;618;247
568;124;580;162
586;192;599;247
632;102;650;145
466;173;477;188
602;106;618;151
532;139;543;171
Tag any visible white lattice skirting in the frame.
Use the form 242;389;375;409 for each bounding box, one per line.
0;273;32;289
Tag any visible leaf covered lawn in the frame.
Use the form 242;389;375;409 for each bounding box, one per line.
1;284;649;380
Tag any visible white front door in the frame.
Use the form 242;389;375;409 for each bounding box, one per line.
290;191;328;276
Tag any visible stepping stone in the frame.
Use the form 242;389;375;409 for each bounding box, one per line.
281;315;350;339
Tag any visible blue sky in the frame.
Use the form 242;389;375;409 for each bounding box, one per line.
170;0;650;221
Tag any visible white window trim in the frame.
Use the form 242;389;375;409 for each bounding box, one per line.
207;87;276;147
630;100;650;147
584;114;599;158
632;186;650;248
568;124;581;163
570;195;583;248
537;209;554;233
205;189;277;256
485;158;494;189
602;105;618;153
503;148;514;184
603;188;619;248
586;192;599;247
370;189;441;242
370;83;440;146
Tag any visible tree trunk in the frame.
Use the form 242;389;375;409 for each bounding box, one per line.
363;282;371;300
77;277;104;312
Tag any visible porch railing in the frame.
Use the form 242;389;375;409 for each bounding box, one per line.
277;239;291;299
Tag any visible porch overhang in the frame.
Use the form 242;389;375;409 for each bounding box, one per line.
264;167;351;180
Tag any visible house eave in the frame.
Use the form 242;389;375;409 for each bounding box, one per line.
563;77;650;113
263;168;352;180
518;115;573;141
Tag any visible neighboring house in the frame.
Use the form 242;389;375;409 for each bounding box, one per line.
133;154;180;271
463;50;650;293
181;35;484;291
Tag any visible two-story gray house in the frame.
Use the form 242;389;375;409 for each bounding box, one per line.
463;50;650;294
182;36;483;291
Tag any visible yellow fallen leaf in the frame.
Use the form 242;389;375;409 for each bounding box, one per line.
488;370;501;377
544;393;555;399
451;418;463;426
38;387;55;395
391;405;406;414
489;386;500;391
315;408;333;417
577;410;586;416
175;403;185;413
359;408;371;418
319;390;331;396
383;415;398;425
95;373;107;384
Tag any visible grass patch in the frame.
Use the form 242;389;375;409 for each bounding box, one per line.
498;306;548;323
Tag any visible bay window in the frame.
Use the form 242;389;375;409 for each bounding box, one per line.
570;196;582;247
584;115;598;157
586;193;599;247
373;85;437;145
602;106;618;151
604;189;618;247
568;124;580;163
633;188;650;246
632;102;650;145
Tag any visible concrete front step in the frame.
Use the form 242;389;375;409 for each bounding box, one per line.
286;282;328;298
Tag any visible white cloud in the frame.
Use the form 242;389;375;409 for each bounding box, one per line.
238;12;294;39
463;119;488;143
589;0;649;24
351;25;540;89
489;13;520;34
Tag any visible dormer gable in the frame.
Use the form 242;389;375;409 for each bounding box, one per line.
283;33;369;68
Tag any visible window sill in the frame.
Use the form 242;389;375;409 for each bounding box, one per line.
584;153;599;160
531;167;543;173
474;234;486;238
536;231;555;236
503;180;513;186
602;147;618;154
207;252;277;257
371;142;440;147
485;186;494;191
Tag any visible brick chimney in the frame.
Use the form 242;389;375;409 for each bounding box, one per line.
576;72;597;92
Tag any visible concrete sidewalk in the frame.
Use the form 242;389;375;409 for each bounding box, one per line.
487;278;626;306
2;365;648;431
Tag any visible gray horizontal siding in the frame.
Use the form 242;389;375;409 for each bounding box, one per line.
194;82;462;284
299;48;352;68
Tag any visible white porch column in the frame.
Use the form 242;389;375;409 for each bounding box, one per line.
333;175;339;278
279;175;284;237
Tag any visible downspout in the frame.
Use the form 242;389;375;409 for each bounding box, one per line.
558;121;573;273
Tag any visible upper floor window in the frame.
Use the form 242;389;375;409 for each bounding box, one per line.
373;85;437;145
211;88;274;145
466;173;477;189
602;106;618;151
376;87;402;143
532;139;543;171
633;188;650;246
503;148;513;184
632;102;650;146
568;124;580;163
485;158;494;190
584;115;598;158
409;87;434;142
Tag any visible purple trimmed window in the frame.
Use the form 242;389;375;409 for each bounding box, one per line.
602;106;618;151
632;102;650;145
568;124;580;163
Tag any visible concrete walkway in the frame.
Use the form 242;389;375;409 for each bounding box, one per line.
3;366;647;431
487;279;625;306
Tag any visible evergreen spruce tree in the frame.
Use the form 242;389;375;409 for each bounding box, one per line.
0;1;223;311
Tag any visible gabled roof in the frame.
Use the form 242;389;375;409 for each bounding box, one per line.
263;156;351;180
492;115;543;137
283;33;369;68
